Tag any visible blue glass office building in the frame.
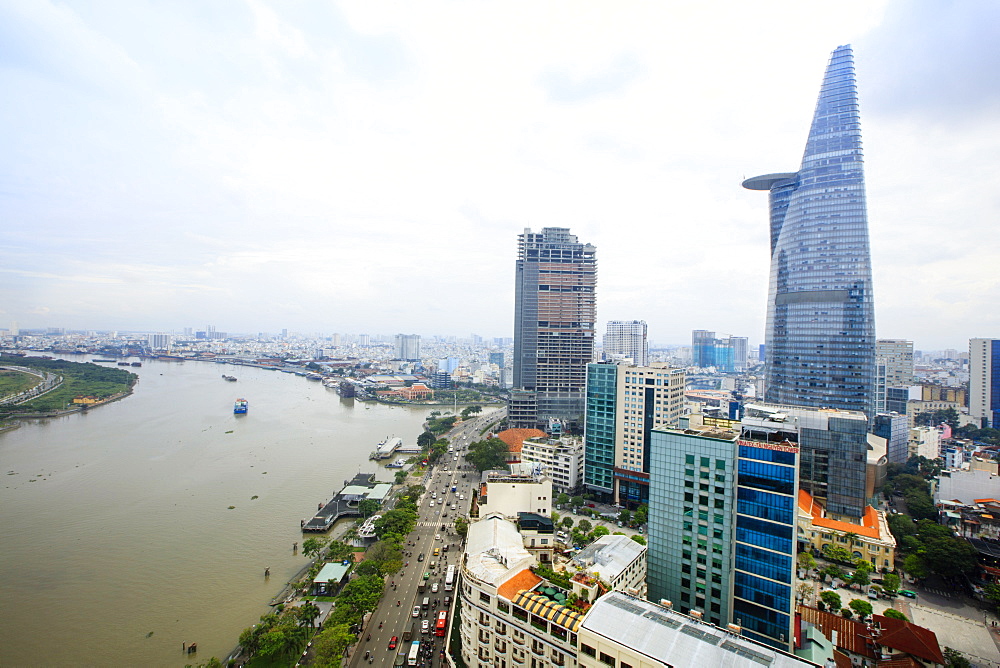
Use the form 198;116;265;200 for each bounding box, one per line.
732;440;798;650
648;423;798;651
744;45;876;416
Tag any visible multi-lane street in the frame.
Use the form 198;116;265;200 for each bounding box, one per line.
349;410;502;667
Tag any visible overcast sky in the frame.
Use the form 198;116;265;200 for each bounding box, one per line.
2;1;998;349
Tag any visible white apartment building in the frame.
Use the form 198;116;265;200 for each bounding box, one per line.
603;320;648;367
908;426;941;460
476;465;553;519
615;364;685;474
569;534;647;598
460;514;580;668
520;437;585;493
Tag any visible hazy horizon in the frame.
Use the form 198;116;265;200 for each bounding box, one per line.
3;1;999;350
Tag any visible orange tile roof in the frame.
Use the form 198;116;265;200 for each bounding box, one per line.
799;489;881;540
497;428;547;454
497;568;543;601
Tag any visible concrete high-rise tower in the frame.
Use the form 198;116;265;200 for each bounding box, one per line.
603;320;648;366
970;338;1000;428
510;227;596;431
393;334;420;361
744;45;876;416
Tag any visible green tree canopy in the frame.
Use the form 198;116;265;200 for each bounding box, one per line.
882;609;908;622
454;515;469;537
325;540;355;563
338;573;385;614
634;504;648;526
417;431;436;448
562;516;575;528
820;590;842;611
881;573;900;593
903;554;929;579
797;552;817;571
556;493;570;506
311;623;355;667
848;599;873;618
374;509;417;539
302;537;328;560
577;519;593;533
593;525;610;538
358;498;380;517
467;437;510;472
630;534;646;546
921;535;978;577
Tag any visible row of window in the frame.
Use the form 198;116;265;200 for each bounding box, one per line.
580;644;635;668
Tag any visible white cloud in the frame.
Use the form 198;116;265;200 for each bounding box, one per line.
1;0;997;349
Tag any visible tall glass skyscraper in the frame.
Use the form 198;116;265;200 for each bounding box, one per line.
510;227;596;431
743;45;876;416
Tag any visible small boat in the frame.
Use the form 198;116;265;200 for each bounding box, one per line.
234;399;248;414
222;375;238;382
92;359;117;363
131;362;142;367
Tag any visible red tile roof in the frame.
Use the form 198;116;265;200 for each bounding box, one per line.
796;605;876;659
873;614;945;665
875;658;923;668
497;428;547;454
497;568;543;601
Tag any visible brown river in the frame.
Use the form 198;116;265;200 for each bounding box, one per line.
0;355;431;666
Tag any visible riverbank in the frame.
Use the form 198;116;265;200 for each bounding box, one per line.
0;354;137;419
0;357;433;667
0;388;134;423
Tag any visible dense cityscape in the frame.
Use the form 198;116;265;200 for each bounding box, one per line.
3;2;1000;666
3;43;1000;668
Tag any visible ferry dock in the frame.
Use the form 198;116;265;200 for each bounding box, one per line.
300;473;391;532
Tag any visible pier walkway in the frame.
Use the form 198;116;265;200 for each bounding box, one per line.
301;473;391;532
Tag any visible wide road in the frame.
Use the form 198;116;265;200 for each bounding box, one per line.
349;409;503;667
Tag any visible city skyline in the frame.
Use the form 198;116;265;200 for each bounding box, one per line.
3;2;1000;348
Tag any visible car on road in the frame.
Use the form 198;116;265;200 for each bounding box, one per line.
432;583;439;593
389;636;398;650
433;547;440;556
418;553;425;562
435;534;441;541
412;606;420;617
444;595;451;606
899;589;917;598
429;501;434;507
421;619;429;634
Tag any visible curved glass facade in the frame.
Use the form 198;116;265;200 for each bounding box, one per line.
745;45;876;416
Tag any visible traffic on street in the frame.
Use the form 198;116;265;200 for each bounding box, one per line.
348;409;501;667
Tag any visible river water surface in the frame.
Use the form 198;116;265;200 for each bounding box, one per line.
0;356;431;666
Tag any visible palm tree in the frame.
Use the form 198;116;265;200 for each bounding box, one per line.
297;601;321;628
